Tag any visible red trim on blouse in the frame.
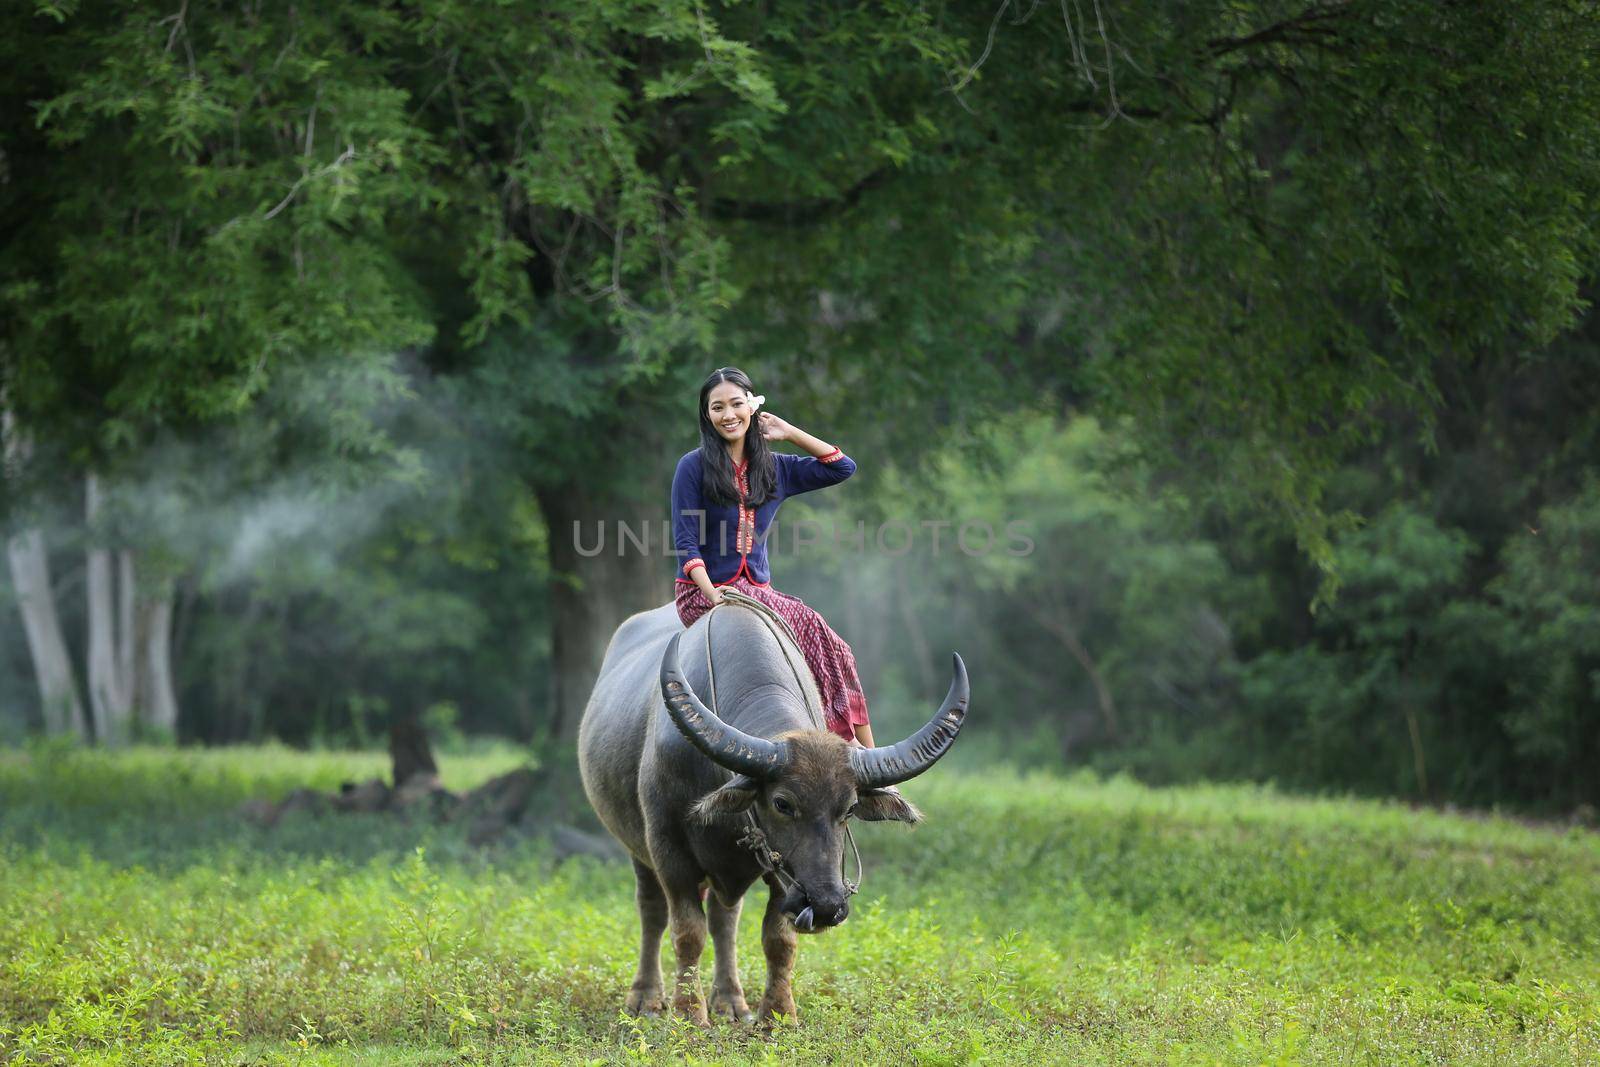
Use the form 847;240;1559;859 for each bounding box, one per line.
817;447;844;464
675;573;772;588
735;463;756;554
682;558;705;577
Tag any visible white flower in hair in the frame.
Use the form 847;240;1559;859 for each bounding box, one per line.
749;393;766;412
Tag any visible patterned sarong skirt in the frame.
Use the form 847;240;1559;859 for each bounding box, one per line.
674;576;869;742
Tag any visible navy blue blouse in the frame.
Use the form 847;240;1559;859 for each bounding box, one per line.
671;445;856;586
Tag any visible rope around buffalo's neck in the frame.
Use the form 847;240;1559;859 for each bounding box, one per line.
701;587;862;899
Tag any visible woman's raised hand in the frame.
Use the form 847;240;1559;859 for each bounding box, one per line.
756;411;793;442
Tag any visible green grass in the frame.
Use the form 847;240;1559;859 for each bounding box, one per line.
1;742;1596;1064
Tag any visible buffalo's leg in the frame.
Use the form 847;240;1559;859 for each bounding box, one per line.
657;856;711;1026
625;859;668;1016
756;879;799;1023
706;891;753;1022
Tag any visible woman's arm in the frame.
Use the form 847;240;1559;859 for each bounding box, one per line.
760;412;855;496
786;426;841;461
692;567;721;602
672;453;709;581
759;412;836;458
672;454;725;603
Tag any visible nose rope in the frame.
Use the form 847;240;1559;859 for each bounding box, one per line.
702;589;863;904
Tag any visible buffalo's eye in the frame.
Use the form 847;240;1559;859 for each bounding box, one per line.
771;795;796;817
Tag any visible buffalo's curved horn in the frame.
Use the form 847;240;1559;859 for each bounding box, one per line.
850;652;969;788
660;630;787;778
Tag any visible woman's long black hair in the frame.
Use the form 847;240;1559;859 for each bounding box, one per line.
696;366;778;508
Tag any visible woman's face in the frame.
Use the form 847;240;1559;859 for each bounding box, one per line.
706;381;756;444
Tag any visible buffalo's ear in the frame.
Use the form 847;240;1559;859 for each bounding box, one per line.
690;774;760;823
851;787;922;824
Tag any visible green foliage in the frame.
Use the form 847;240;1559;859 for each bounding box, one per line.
1232;504;1480;793
782;397;1599;814
701;0;1600;585
11;1;1600;539
797;409;1253;771
0;745;1596;1063
1197;331;1600;812
2;3;437;439
1489;478;1600;800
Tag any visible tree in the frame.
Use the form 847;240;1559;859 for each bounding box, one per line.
1;4;436;740
385;1;1600;729
8;1;1600;744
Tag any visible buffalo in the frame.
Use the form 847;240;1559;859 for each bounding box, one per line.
577;595;969;1024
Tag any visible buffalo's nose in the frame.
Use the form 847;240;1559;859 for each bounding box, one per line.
779;887;808;917
812;897;848;927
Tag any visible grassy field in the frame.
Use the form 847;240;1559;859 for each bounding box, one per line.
0;742;1596;1065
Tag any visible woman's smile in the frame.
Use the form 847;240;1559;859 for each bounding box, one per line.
707;381;758;442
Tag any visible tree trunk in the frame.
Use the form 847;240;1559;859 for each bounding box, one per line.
6;528;89;738
389;713;440;788
534;477;666;741
117;548;137;706
2;405;89;737
138;582;179;736
85;473;134;745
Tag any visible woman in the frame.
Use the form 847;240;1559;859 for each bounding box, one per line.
671;366;876;747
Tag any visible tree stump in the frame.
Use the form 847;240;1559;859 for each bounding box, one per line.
389;714;440;788
235;718;613;858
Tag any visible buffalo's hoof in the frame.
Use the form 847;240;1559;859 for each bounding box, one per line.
672;992;711;1028
709;987;753;1023
756;993;798;1027
625;986;667;1016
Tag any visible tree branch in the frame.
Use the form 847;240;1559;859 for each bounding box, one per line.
1206;3;1353;57
706;164;898;224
